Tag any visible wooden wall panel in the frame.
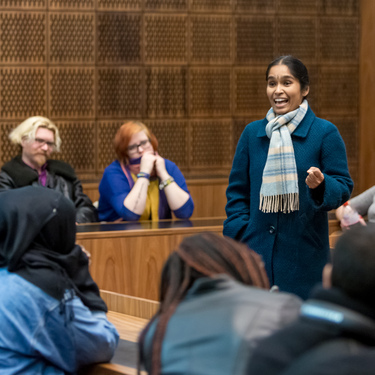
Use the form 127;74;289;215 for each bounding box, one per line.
82;178;228;218
49;12;95;64
0;2;361;192
77;225;223;301
145;68;187;118
97;68;142;118
97;0;142;11
189;68;231;117
146;119;188;168
234;0;276;14
49;67;95;118
0;1;46;9
359;0;375;191
144;14;187;64
190;119;232;168
190;15;232;63
0;68;47;119
188;180;227;218
278;17;317;62
0;12;46;64
97;13;141;64
235;16;275;64
234;67;270;116
54;121;96;172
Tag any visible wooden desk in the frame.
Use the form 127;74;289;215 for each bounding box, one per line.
77;218;224;302
80;310;148;375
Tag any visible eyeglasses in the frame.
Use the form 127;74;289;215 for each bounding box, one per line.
127;139;151;154
34;138;56;150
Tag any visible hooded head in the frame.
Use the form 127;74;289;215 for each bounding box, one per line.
0;186;76;270
0;187;106;311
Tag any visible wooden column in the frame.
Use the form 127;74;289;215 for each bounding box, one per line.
360;0;375;191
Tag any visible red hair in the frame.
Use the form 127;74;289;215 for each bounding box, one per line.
114;121;158;164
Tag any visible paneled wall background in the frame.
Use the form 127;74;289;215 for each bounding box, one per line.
0;0;359;190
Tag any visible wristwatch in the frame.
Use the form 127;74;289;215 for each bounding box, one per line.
159;177;175;190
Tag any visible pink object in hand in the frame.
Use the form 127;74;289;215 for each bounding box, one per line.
340;202;363;228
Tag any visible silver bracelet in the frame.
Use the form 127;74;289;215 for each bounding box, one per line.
159;177;175;190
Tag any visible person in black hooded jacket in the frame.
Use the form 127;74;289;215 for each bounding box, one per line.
0;116;97;223
0;186;119;374
246;225;375;375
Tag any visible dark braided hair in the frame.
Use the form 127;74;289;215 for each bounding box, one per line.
137;232;270;375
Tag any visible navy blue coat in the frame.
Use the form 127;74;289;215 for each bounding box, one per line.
224;108;353;299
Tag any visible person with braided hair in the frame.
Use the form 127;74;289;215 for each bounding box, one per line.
138;232;302;375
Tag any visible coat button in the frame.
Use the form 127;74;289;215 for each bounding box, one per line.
269;226;275;234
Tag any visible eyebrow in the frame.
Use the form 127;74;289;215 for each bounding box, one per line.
267;75;295;80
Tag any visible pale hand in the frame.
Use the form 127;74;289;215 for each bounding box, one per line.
81;246;91;265
139;151;156;174
306;167;324;189
154;154;170;181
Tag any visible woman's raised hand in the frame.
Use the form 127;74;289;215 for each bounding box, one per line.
306;167;324;189
154;154;170;181
140;151;157;174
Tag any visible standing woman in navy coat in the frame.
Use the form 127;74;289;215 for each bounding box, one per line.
224;56;353;299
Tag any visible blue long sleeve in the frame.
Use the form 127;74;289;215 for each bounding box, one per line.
0;268;119;374
98;159;194;221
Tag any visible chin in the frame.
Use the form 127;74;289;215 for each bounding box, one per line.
274;109;288;115
35;156;48;166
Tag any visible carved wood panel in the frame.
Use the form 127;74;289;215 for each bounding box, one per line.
0;2;360;186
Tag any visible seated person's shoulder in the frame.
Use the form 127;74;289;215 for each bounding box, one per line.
244;284;302;310
103;160;121;173
47;159;77;180
0;268;58;314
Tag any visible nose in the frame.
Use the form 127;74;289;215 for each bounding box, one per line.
275;83;283;94
41;143;49;151
137;145;144;154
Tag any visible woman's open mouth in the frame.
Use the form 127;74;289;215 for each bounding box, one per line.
274;98;288;105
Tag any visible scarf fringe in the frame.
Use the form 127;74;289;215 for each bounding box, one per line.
259;193;299;214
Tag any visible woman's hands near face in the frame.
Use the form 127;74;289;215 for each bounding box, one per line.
154;153;170;181
306;167;324;189
139;151;157;174
139;152;169;180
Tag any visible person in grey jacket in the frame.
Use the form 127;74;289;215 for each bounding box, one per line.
138;232;302;375
336;185;375;227
0;116;97;223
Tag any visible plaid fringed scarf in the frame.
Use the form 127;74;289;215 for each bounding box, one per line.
259;100;308;213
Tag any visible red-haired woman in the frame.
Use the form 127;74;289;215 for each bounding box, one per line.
98;121;194;221
138;233;302;375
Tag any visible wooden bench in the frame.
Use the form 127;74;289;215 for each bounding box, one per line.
80;292;153;375
80;311;147;375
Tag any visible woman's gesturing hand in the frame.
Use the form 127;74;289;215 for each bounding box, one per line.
306;167;324;189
